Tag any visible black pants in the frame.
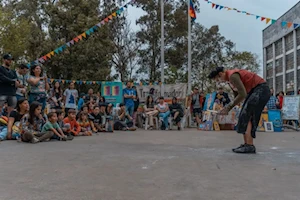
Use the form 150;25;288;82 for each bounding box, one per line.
236;83;270;138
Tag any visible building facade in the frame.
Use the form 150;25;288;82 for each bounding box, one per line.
263;2;300;94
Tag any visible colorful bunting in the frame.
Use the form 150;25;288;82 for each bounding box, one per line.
206;0;300;29
27;0;133;67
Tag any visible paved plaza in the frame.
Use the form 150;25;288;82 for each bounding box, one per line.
0;129;299;200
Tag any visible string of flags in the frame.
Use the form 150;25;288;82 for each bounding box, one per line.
27;0;135;68
204;0;300;29
48;79;163;86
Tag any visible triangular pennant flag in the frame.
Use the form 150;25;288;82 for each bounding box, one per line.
116;10;120;15
78;35;83;40
38;58;44;63
96;23;101;27
215;5;219;9
108;15;113;20
93;81;96;84
81;32;87;38
212;3;215;8
120;7;124;12
89;27;94;33
46;53;51;59
74;37;79;43
79;81;83;85
97;81;101;85
93;26;98;31
256;16;260;19
100;20;105;25
281;21;287;27
242;11;246;13
219;6;223;10
124;4;128;8
50;51;55;56
70;40;75;45
227;8;232;11
261;17;265;21
50;79;54;83
112;12;117;17
104;18;109;22
287;22;293;28
237;10;241;13
66;80;70;83
62;80;65;84
246;13;250;15
66;42;71;47
42;56;47;61
86;30;91;36
83;81;86;84
27;64;31;68
266;18;271;24
294;23;299;29
58;47;63;52
76;81;80;84
271;19;276;24
54;49;60;54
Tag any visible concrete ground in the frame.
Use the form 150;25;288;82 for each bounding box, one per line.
0;129;299;200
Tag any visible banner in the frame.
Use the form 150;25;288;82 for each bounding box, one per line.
204;0;300;29
101;82;123;106
282;96;300;120
136;83;187;103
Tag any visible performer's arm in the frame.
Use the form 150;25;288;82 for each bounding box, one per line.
227;73;247;110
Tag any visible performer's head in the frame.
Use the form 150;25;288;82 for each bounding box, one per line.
208;67;226;83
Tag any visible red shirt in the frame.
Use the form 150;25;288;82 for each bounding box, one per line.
63;117;81;136
225;69;265;93
278;96;283;109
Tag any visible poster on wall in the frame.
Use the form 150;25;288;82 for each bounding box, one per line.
282;96;300;120
257;113;269;132
101;82;123;106
136;83;187;103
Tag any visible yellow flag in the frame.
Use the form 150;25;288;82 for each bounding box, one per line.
50;51;55;56
266;18;271;24
81;32;87;38
62;80;65;84
112;12;117;17
83;81;86;84
50;79;54;83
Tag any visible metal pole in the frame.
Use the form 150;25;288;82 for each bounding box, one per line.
187;0;192;94
160;0;165;96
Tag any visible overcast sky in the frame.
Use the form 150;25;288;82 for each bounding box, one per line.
127;0;300;74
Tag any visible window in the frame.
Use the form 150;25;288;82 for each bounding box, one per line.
267;78;273;89
297;27;300;46
275;39;283;56
297;49;300;67
286;72;294;84
266;62;273;77
285;32;294;51
266;45;273;61
275;58;283;73
276;75;283;93
286;53;294;70
298;70;300;89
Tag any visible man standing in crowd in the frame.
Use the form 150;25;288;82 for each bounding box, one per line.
0;54;20;116
266;88;278;110
191;87;205;126
15;64;29;100
215;87;231;107
85;88;96;103
123;81;136;117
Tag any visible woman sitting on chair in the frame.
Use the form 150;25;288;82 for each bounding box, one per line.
144;95;159;130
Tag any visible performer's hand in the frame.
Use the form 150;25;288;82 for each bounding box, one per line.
219;107;230;115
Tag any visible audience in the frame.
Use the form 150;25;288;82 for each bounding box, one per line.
77;112;92;136
156;97;170;130
42;112;67;141
49;81;63;110
123;81;136;117
15;64;29;101
169;97;184;130
63;82;78;114
144;95;158;130
63;109;81;136
114;103;136;131
89;105;103;132
27;64;49;111
21;101;52;143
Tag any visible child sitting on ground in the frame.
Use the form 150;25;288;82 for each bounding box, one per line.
63;109;81;136
42;112;67;141
89;105;103;132
77;112;92;136
57;111;74;140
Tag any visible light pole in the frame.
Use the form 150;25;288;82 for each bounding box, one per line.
160;0;165;96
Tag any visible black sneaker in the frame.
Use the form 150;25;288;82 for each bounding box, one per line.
178;126;181;131
232;144;245;151
66;134;74;140
233;144;256;154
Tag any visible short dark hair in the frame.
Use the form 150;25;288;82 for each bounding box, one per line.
159;96;164;100
68;109;76;114
94;105;100;109
47;112;57;119
119;103;125;107
208;67;224;79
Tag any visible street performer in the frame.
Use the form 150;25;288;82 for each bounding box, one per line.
208;67;270;154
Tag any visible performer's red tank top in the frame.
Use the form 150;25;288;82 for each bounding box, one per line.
225;69;265;93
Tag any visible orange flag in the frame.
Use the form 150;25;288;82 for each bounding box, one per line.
266;18;271;24
46;53;51;59
78;35;83;40
287;22;293;28
74;37;79;43
50;79;54;83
